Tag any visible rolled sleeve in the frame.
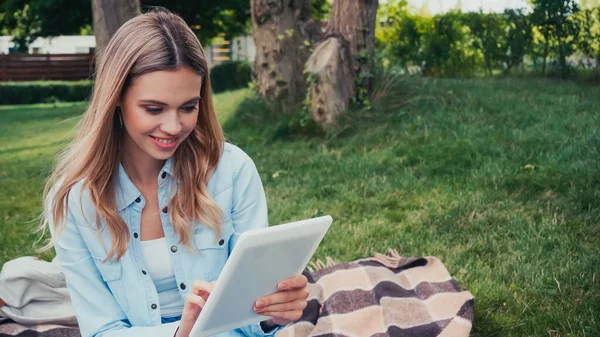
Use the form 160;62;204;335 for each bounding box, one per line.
238;322;285;337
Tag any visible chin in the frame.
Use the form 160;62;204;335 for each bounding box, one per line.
148;148;177;161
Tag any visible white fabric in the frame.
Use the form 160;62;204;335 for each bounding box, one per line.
140;237;184;318
0;256;76;326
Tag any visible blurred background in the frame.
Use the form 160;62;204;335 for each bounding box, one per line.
0;1;599;336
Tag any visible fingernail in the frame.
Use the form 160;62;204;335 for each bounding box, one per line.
278;282;287;290
256;300;264;308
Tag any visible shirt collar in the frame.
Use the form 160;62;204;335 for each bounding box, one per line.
115;157;174;211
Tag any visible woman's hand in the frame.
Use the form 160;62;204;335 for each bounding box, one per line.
253;275;309;327
175;280;215;337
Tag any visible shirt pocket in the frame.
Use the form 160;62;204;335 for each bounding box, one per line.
91;255;130;313
193;216;233;250
193;216;234;280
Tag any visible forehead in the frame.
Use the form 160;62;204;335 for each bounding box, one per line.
125;66;203;104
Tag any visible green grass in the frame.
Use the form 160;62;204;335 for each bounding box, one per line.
1;78;599;336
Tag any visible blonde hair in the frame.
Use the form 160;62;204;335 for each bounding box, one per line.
40;8;225;262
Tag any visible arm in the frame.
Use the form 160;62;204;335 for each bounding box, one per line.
48;197;179;337
229;156;268;249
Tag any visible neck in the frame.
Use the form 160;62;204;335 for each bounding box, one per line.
121;134;165;187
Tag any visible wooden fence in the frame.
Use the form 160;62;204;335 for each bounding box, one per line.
0;53;95;82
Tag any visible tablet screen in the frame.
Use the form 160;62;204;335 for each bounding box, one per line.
190;216;332;337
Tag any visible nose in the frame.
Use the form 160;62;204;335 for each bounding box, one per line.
160;110;182;136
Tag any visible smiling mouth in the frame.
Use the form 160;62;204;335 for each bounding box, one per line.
150;136;179;144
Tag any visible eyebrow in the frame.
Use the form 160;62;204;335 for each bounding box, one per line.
138;96;201;106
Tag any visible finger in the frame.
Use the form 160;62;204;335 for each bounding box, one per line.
192;280;214;299
255;299;307;313
256;288;309;308
185;293;206;309
278;275;308;290
260;310;303;322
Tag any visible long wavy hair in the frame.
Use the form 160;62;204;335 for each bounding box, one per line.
39;8;225;262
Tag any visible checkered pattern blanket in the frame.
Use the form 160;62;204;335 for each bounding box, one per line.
275;249;474;337
0;250;473;337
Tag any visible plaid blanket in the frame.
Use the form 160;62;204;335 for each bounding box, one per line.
0;321;80;336
0;250;473;337
276;249;474;337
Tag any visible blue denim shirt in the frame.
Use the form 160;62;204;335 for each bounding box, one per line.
48;143;281;337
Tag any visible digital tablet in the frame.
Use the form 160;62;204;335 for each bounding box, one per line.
189;215;333;337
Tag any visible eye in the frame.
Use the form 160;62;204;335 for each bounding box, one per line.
182;106;198;113
145;107;162;114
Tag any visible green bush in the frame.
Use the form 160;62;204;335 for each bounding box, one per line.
0;81;93;105
422;12;480;77
210;61;252;93
377;0;600;79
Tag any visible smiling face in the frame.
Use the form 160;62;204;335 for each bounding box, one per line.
118;66;202;162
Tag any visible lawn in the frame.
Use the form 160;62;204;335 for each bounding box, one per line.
1;78;599;336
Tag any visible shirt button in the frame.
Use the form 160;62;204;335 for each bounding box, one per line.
141;270;147;275
151;303;157;310
162;207;168;214
135;197;141;203
161;172;167;179
171;245;178;253
218;239;225;246
180;283;186;290
133;232;138;239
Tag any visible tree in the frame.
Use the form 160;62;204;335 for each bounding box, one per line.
530;0;580;77
92;0;141;53
376;0;428;73
464;11;506;76
305;0;379;129
310;0;332;22
416;0;432;17
144;0;331;46
581;0;600;9
0;0;92;52
143;0;252;46
250;0;321;112
1;0;330;53
503;8;533;74
421;11;476;77
573;7;600;68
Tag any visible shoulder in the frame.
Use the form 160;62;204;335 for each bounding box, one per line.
221;142;254;168
208;142;260;196
219;142;258;177
46;177;96;228
46;177;83;211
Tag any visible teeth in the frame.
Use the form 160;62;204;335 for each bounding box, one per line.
154;137;176;144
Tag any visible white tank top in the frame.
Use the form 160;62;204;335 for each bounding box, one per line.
140;237;184;318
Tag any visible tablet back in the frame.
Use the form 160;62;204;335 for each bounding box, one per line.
190;215;332;337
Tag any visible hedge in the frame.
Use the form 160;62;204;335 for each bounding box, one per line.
0;81;93;105
210;60;252;93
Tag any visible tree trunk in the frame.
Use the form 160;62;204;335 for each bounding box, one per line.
505;62;512;75
306;0;379;129
250;0;321;112
92;0;141;53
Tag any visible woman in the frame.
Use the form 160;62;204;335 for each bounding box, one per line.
41;8;308;337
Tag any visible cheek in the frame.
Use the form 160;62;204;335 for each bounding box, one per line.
181;113;199;135
125;109;156;134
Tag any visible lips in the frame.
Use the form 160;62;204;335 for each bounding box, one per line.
150;135;179;150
